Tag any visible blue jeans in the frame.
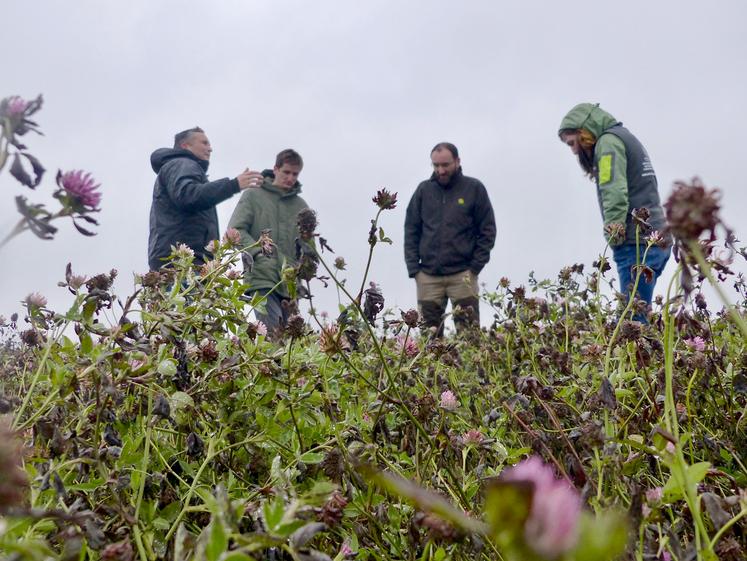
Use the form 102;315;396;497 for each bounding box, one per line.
612;244;670;318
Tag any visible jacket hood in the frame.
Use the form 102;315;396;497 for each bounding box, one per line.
558;103;619;139
150;148;209;173
261;169;303;194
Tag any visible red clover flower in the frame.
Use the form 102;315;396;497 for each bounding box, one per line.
684;336;706;352
24;292;47;308
501;456;581;558
396;334;419;358
461;429;484;446
57;170;102;210
6;97;29;117
223;227;242;247
440;390;458;410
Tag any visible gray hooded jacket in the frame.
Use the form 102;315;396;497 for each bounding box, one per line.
148;148;239;270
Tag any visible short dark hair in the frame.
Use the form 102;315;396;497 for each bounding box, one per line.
275;149;303;169
174;127;204;149
431;142;459;159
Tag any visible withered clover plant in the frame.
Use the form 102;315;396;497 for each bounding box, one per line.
0;94;102;248
664;177;747;339
1;182;746;561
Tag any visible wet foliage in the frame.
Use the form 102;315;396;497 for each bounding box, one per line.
1;182;746;561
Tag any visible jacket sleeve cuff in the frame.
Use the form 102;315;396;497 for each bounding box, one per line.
229;178;240;193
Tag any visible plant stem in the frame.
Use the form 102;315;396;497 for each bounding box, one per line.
355;209;382;301
12;324;66;429
132;391;154;561
285;339;305;452
709;506;747;550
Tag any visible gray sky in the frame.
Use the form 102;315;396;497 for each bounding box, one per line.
3;0;746;325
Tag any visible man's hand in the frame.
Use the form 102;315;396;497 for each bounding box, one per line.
237;169;263;190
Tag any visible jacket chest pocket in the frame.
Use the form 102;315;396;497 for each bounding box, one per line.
450;197;474;221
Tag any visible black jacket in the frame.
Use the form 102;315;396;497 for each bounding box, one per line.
148;148;239;270
404;169;496;278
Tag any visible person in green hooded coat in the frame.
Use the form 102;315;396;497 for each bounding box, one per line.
558;103;671;321
228;149;309;334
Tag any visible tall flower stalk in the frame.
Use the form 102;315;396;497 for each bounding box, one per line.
0;94;102;249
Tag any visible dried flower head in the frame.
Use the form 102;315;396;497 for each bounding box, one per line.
199;259;221;277
501;456;581;557
296;252;319;281
604;222;626;246
199;338;219;362
363;282;384;324
372;188;398;210
286;314;306;338
257;229;275;256
664;177;721;241
401;308;420;328
56;170;102;210
318;491;348;526
440;390;458;410
631;207;651;228
140;270;162;288
319;324;340;355
618;320;642;342
334;256;347;270
100;539;135;561
20;328;43;346
297;208;318;241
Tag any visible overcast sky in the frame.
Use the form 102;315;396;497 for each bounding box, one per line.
2;0;746;327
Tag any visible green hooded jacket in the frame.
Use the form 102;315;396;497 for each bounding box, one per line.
227;171;309;297
559;104;630;245
559;103;668;247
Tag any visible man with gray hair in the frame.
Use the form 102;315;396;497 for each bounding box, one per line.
148;126;262;270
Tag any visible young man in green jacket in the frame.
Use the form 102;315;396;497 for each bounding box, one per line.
558;103;671;320
228;149;309;334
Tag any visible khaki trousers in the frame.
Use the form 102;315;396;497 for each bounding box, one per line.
415;270;479;336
